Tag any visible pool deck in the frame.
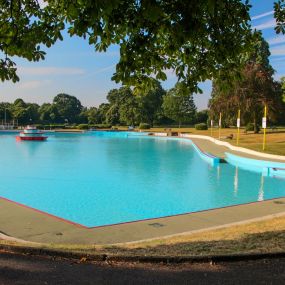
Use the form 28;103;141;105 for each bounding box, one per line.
190;137;285;162
1;136;285;245
1;196;285;245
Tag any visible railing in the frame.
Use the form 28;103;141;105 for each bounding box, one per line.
0;125;15;130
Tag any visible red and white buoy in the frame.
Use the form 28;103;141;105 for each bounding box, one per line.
16;125;48;141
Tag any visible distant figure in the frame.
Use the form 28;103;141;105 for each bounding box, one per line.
220;134;233;140
227;134;234;140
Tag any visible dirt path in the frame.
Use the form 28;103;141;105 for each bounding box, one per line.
1;251;285;284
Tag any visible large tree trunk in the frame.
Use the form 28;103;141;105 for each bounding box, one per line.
253;112;259;133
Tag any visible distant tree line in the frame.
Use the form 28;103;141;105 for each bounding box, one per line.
0;82;208;127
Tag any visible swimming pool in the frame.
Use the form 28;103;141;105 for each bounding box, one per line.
0;131;284;227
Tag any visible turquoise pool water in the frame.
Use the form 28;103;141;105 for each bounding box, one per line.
0;131;284;227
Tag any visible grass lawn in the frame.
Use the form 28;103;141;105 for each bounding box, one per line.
2;215;285;258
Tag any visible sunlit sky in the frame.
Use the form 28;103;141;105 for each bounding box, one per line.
0;0;284;110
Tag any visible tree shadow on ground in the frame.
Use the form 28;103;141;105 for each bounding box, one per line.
1;251;285;285
100;230;285;257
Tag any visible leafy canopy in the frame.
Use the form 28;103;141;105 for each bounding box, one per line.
1;1;285;91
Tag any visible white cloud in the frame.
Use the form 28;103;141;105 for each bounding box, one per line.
84;64;116;78
18;80;51;89
38;0;48;8
274;73;284;81
252;19;276;30
18;67;85;76
270;45;285;56
251;10;274;21
267;36;285;46
89;65;115;75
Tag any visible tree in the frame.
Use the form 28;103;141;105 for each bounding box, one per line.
209;33;283;132
104;87;140;126
0;102;12;123
85;107;100;124
53;93;83;123
0;1;64;82
97;103;111;124
118;90;139;126
280;77;285;101
0;0;257;91
275;0;285;34
26;103;40;123
39;103;52;123
162;83;197;127
3;1;285;92
136;81;166;126
196;110;209;124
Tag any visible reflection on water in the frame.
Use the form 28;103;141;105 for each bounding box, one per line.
217;165;221;181
258;175;265;201
234;167;238;196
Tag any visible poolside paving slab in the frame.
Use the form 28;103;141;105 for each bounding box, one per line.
191;137;285;162
1;197;285;245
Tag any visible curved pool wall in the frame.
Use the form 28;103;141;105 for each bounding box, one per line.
0;130;285;227
225;152;285;178
93;131;220;166
191;142;220;166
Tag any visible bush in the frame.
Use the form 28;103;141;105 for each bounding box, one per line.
138;123;150;130
89;124;112;129
195;123;208;130
77;124;89;130
245;123;260;133
34;124;44;130
44;124;66;129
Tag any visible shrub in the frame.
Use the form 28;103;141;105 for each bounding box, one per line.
245;123;260;133
195;123;208;130
88;124;111;129
44;124;66;129
139;123;150;129
77;124;89;130
35;124;44;129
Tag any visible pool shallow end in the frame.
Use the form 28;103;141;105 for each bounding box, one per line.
225;152;285;178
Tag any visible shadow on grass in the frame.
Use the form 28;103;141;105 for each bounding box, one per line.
99;230;285;257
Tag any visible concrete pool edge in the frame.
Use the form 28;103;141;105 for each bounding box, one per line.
179;133;285;161
2;194;285;230
1;196;285;245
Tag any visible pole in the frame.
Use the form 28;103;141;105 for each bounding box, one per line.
262;105;267;151
237;109;240;146
218;112;222;139
4;108;6;125
210;119;213;137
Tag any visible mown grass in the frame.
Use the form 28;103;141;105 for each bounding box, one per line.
1;215;285;257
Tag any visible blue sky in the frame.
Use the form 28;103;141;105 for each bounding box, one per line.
0;0;284;110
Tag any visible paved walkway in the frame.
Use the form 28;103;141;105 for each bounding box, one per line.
191;138;285;162
1;137;285;245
